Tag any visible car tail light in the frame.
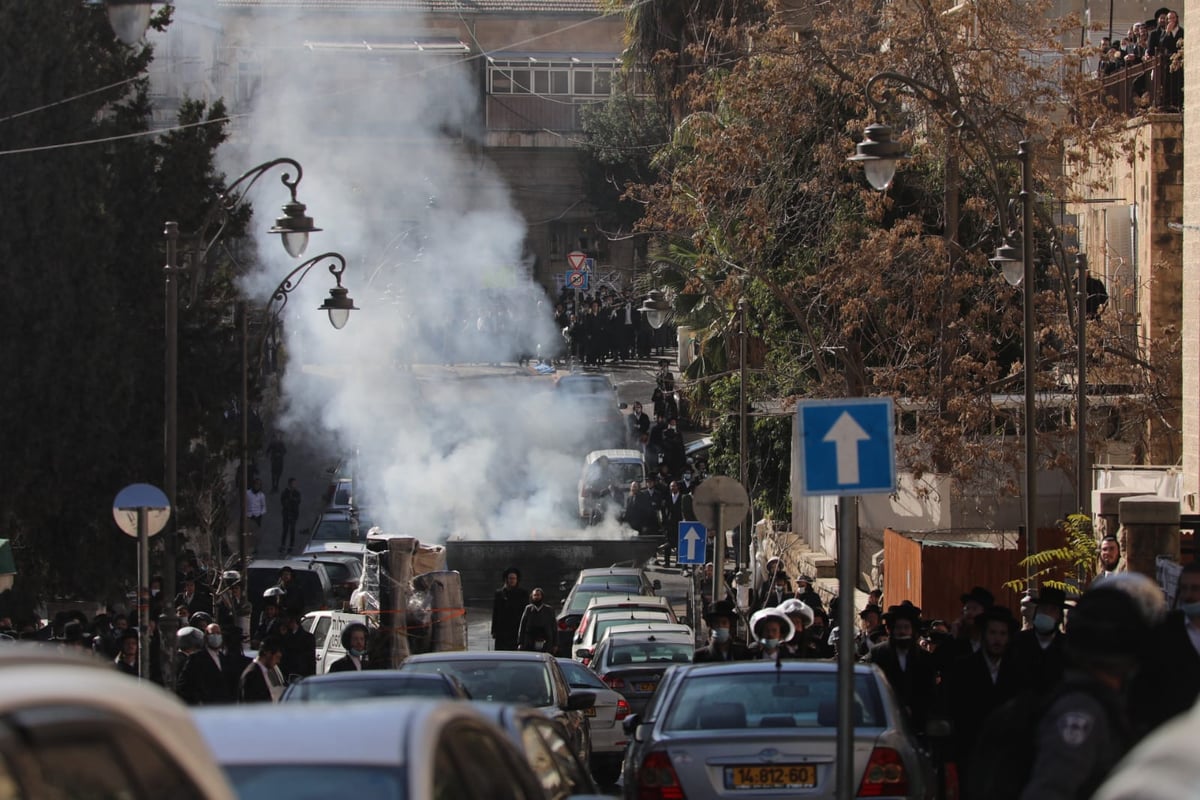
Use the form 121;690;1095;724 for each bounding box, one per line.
602;674;626;690
614;697;631;721
638;750;684;800
857;747;909;797
558;619;571;631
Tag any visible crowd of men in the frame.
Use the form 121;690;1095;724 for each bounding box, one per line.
693;545;1200;799
1096;6;1184;109
553;284;672;366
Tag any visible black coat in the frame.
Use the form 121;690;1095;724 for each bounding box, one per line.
177;650;235;706
492;585;530;650
947;649;1027;760
279;628;317;680
328;654;365;672
623;491;658;534
864;641;938;729
1010;629;1066;694
693;642;749;662
239;661;275;703
1130;610;1200;731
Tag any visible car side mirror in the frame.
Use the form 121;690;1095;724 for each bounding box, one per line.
559;581;568;593
633;723;648;743
566;690;595;711
574;648;593;660
619;402;628;410
622;713;639;736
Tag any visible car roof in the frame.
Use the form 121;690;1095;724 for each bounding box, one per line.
304;542;367;555
679;661;877;676
685;436;713;453
0;647;236;799
577;567;644;578
602;623;692;638
296;670;447;684
194;700;470;766
584;595;670;609
585;449;643;464
402;651;555;665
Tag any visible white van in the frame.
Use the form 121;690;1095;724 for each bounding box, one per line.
300;610;372;674
578;448;646;520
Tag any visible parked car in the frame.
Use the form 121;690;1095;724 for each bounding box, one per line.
555;372;619;399
558;657;630;787
298;552;363;605
398;651;595;768
571;610;678;664
304;510;365;550
193;700;552;799
578;450;647;521
0;645;235;799
281;670;470;702
299;610;372;674
684;436;713;469
475;703;599;800
556;589;662;656
588;627;694;715
621;661;936;800
570;565;659;596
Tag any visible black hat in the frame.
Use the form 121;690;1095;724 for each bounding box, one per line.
859;603;883;620
340;622;370;650
960;586;995;609
704;599;737;627
118;627;140;642
1067;586;1148;659
189;611;214;628
1036;586;1067;609
883;602;922;627
976;605;1018;632
502;566;521;580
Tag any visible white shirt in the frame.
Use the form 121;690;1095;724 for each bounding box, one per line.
246;490;267;517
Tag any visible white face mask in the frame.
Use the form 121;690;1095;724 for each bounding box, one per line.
206;633;223;649
760;638;780;649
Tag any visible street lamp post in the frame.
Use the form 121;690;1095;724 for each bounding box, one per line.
238;253;357;574
848;73;1039;571
162;158;320;687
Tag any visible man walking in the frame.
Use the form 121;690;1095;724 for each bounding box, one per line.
280;477;301;555
266;437;287;492
492;567;529;651
517;588;557;654
247;477;267;533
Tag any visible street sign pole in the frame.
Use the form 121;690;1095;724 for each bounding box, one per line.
835;496;858;800
711;504;724;607
138;507;150;680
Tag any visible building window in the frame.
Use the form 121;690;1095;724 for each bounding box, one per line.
487;59;619;96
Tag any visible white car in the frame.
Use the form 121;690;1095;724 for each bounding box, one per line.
578;449;645;520
558;657;630;787
571;609;677;664
0;645;235;799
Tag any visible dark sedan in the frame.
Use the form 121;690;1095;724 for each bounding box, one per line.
398;651;595;768
475;703;599;800
280;670;470;703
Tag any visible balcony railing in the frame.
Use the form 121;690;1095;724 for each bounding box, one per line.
1086;50;1182;116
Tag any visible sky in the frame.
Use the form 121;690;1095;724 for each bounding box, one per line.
172;5;634;540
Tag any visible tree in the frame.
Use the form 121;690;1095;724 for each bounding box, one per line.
623;0;1156;514
0;4;245;612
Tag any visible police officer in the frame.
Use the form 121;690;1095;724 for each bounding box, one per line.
1020;584;1149;799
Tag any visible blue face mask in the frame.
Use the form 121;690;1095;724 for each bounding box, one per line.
712;628;730;643
760;638;780;649
1180;601;1200;619
349;648;365;658
1033;613;1058;635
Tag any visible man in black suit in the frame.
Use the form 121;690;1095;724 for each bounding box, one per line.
1011;586;1067;694
277;610;316;681
949;606;1027;790
177;623;236;705
329;622;370;672
864;602;938;730
239;636;285;703
694;600;748;662
622;481;657;536
492;567;530;651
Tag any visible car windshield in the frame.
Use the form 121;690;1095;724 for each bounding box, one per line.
311;518;354;542
558;660;608;690
224;766;404;799
558;378;611;395
317;562;355;583
660;672;885;732
286;676;455;702
403;660;553;707
593;615;670;642
607;642;692;667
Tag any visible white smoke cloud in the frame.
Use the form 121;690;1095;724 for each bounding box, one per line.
192;7;636;541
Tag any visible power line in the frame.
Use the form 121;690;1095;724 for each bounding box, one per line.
0;76;141;124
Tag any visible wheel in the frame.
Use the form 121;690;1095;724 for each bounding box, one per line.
591;756;622;787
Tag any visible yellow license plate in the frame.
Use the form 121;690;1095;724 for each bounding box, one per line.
635;682;657;692
726;765;816;790
585;707;596;717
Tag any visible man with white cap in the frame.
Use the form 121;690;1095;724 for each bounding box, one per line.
747;606;795;661
777;598;814;659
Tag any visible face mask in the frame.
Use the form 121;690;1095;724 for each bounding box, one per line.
349;648;365;658
206;634;223;649
892;635;913;648
1033;613;1057;635
760;638;780;649
1180;601;1200;619
712;628;730;643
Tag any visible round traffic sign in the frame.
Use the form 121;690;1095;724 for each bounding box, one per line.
691;475;749;531
112;483;171;538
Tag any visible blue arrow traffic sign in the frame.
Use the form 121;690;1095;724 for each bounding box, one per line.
677;522;707;565
797;398;896;496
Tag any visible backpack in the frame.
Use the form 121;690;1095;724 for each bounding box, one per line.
966;678;1118;800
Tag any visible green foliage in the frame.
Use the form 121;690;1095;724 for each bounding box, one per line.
1004;513;1097;596
0;5;243;613
704;377;791;521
